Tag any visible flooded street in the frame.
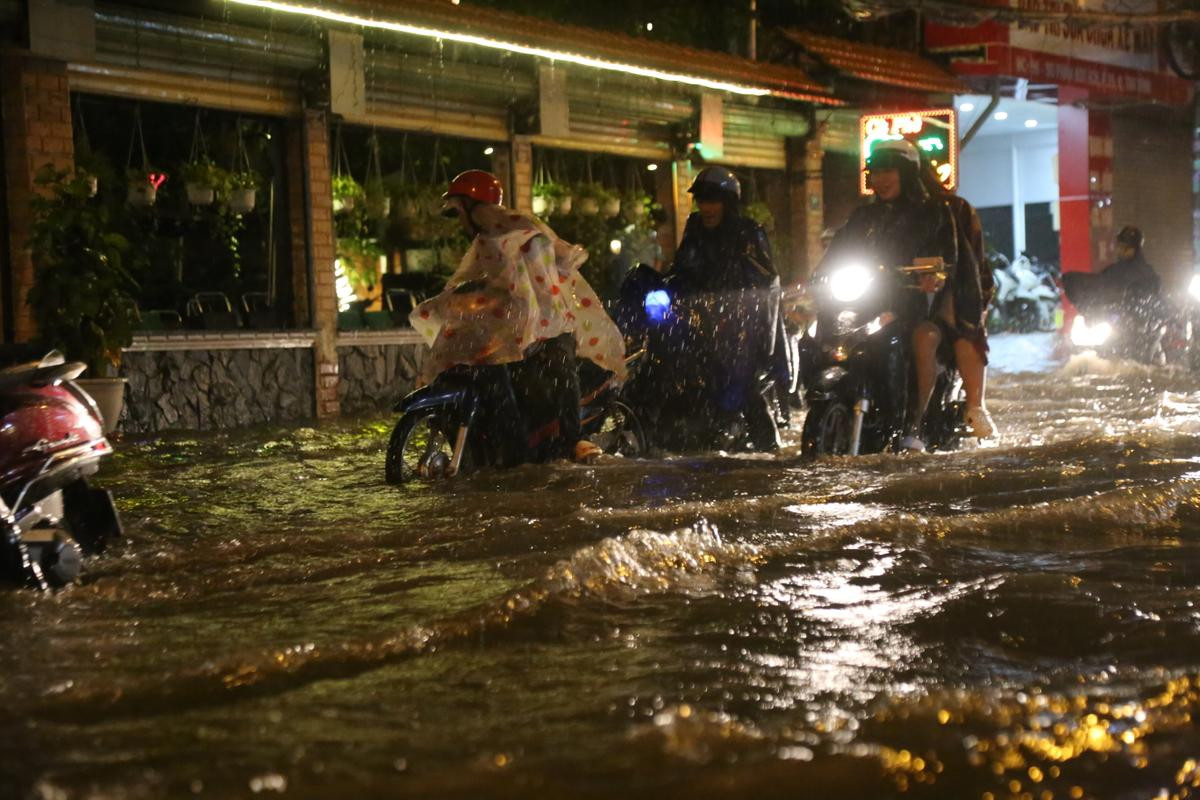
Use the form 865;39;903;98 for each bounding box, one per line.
5;332;1200;799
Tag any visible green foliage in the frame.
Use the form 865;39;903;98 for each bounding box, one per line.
228;170;258;190
27;165;140;373
332;173;363;204
180;159;226;188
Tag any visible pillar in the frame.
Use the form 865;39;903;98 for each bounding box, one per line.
1057;87;1092;275
1;51;74;343
786;129;824;283
287;109;339;419
669;158;694;248
510;135;533;214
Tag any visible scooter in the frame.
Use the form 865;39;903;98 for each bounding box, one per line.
991;254;1061;332
384;352;646;484
801;260;964;457
615;265;784;453
1062;272;1168;365
0;352;123;590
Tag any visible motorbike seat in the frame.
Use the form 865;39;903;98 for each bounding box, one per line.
0;360;86;392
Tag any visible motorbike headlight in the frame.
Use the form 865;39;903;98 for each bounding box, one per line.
828;263;874;303
1070;315;1112;347
644;289;671;323
1189;274;1200;302
806;320;818;338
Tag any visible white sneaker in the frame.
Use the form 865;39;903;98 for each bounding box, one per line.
900;435;926;452
964;406;995;439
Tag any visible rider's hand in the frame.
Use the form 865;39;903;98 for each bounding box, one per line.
918;273;946;293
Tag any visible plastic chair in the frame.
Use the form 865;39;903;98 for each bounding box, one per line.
186;293;239;329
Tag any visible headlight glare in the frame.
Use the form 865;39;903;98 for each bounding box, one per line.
829;264;874;303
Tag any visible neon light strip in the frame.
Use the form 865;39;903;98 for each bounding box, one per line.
226;0;771;96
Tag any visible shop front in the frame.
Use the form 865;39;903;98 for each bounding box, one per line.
1;0;835;432
926;4;1196;293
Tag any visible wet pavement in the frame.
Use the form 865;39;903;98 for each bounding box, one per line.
4;332;1200;799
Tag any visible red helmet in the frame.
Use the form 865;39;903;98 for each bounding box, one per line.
443;170;503;206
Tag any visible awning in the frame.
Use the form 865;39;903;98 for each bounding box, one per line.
777;30;966;95
226;0;840;104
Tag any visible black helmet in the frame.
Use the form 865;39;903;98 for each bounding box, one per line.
1116;225;1144;250
688;166;741;203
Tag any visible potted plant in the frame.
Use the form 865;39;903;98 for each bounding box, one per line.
601;188;622;219
622;190;650;220
575;183;605;216
181;159;224;206
532;181;564;217
226;171;258;214
27;165;141;431
364;177;391;220
332;173;363;214
126;168;158;207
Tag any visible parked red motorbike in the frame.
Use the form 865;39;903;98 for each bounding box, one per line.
0;351;122;590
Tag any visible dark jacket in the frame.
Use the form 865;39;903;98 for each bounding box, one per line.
1062;254;1161;314
668;213;777;294
820;193;985;334
664;211;788;407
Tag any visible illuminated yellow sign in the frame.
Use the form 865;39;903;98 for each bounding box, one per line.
859;109;957;195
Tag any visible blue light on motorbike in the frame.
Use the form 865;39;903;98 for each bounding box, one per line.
644;289;671;323
829;264;874;303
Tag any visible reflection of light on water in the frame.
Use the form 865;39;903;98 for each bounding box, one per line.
751;561;976;701
782;502;891;528
862;673;1200;797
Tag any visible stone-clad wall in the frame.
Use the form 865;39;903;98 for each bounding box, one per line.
121;348;314;432
337;344;426;415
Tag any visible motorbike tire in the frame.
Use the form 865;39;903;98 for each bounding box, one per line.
385;409;461;484
594;400;648;457
801;400;854;457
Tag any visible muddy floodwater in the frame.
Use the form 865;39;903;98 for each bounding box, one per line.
4;332;1200;800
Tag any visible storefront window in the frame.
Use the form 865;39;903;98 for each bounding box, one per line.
72;95;291;331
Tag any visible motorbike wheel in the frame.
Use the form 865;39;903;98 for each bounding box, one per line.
385;409;460;484
592;401;647;457
801;400;853;457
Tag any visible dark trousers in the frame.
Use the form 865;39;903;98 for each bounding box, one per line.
508;333;581;460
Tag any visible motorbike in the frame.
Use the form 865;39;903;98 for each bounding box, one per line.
385;352;646;484
801;260;964;457
0;351;123;590
990;253;1061;333
615;265;784;453
1062;272;1168;365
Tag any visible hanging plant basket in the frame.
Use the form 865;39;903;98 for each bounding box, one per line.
578;196;599;216
83;173;99;198
602;196;622;219
127;175;157;208
228;187;257;215
557;194;573;215
186;182;215;206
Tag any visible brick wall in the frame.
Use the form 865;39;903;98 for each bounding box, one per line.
286;109;339;418
1111;105;1195;290
787;133;824;282
1;52;74;342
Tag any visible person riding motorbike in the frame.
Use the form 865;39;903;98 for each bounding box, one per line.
410;170;626;463
817;138;984;452
628;165;786;451
918;158;996;440
1061;225;1165;362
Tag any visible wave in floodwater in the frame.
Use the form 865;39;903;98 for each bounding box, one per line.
7;332;1200;799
